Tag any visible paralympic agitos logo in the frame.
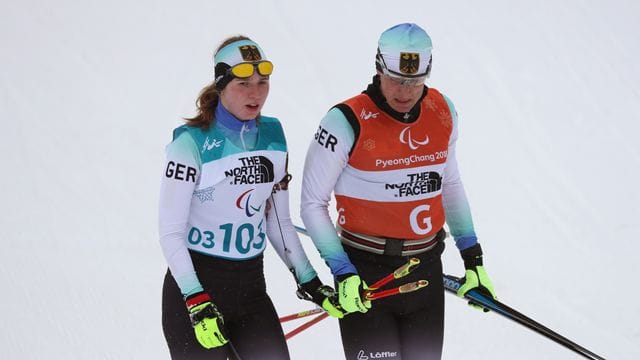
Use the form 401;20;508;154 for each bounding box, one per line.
225;156;274;185
399;126;429;150
236;189;262;217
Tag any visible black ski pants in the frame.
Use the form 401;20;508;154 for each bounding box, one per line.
339;240;445;360
162;251;290;360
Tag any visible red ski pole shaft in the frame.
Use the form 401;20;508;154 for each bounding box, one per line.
368;257;421;291
284;312;329;340
279;307;324;323
365;280;429;301
364;258;422;299
284;279;428;341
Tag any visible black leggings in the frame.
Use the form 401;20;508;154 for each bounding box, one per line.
162;252;290;360
339;241;445;360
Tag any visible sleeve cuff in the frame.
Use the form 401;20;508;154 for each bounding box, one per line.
454;235;478;251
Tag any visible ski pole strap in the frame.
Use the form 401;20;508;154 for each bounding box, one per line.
188;303;220;326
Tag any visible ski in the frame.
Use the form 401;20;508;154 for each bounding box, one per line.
443;274;605;360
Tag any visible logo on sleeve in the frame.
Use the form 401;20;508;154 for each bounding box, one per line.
314;125;338;152
225;156;274;185
193;186;215;203
165;161;197;182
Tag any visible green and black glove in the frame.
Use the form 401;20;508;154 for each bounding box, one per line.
300;276;345;318
457;243;497;312
336;274;371;314
185;292;229;349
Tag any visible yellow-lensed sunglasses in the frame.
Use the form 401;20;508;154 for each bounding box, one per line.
229;61;274;78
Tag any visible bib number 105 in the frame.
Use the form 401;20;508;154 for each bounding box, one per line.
187;221;266;254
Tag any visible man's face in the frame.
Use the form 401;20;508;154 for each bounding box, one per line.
378;73;424;113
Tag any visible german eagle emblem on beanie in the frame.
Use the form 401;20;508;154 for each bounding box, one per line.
399;52;420;75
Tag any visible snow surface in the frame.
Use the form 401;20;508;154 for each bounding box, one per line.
2;0;639;359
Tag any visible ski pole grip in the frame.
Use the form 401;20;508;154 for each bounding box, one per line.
393;257;420;278
368;257;421;291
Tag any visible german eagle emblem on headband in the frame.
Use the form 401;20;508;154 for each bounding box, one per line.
239;45;262;61
399;52;420;75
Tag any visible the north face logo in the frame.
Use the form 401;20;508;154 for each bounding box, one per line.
225;155;274;185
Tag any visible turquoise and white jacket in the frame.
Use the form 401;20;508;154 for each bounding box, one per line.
159;104;317;297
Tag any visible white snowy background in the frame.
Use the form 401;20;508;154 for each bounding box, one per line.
2;0;639;359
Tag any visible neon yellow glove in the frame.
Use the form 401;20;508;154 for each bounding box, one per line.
337;274;371;314
185;292;229;349
457;244;497;312
300;277;346;318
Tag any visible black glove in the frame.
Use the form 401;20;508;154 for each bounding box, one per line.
299;276;345;318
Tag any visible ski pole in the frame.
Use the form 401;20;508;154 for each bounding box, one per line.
279;307;324;323
228;340;243;360
443;274;606;360
294;225;310;237
367;257;420;291
284;278;427;340
295;225;428;300
286;226;430;340
284;312;329;340
365;279;429;301
283;261;425;339
284;276;429;329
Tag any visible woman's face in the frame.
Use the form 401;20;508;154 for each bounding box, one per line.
378;73;424;113
220;73;270;120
